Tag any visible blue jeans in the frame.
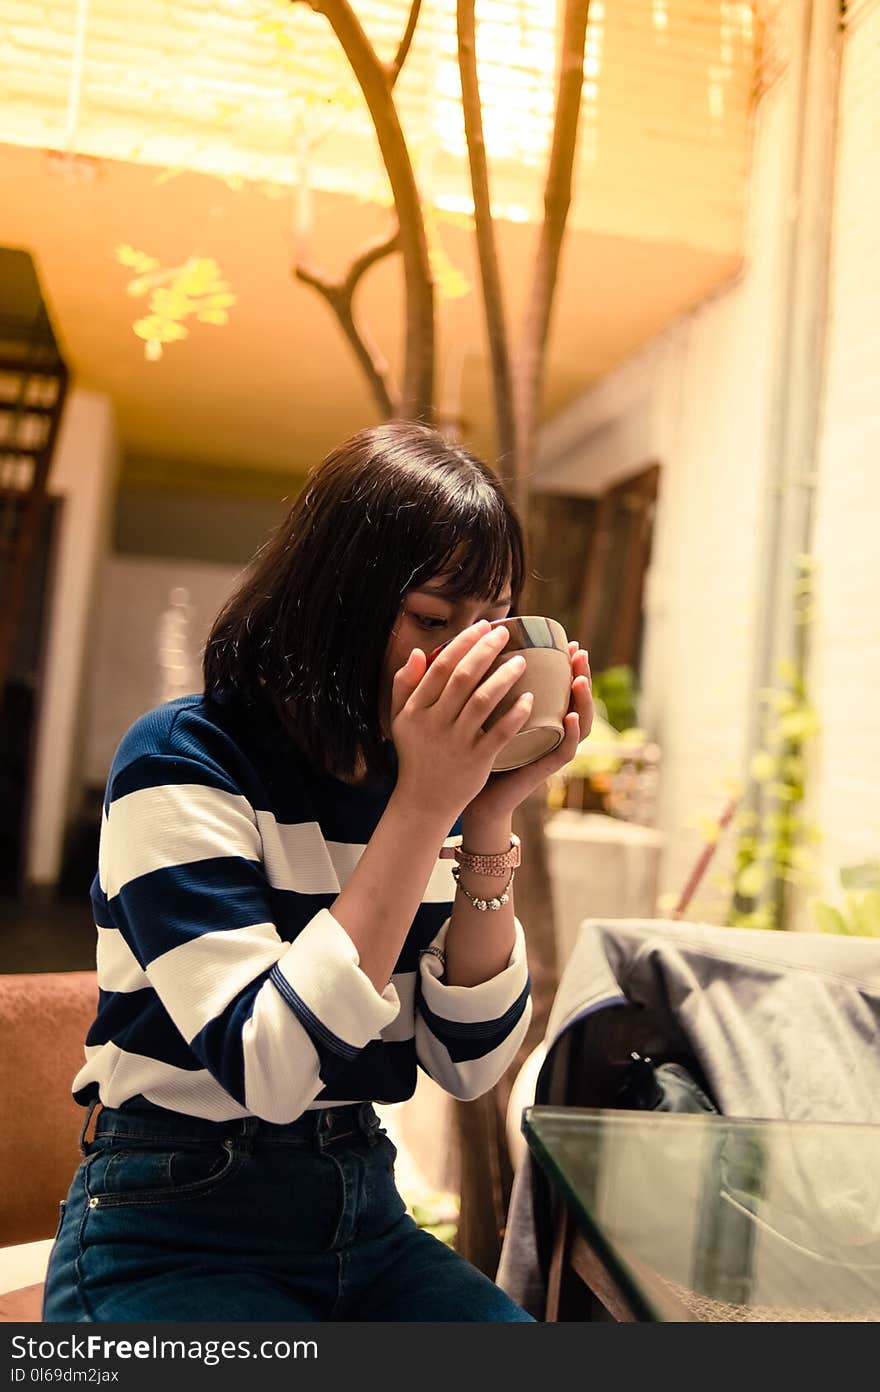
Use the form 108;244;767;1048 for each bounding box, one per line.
42;1097;533;1322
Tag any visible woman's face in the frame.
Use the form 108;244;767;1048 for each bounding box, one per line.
378;567;513;736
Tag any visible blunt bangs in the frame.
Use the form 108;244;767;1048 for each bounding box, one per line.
203;420;527;782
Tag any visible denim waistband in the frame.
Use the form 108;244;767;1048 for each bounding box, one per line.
80;1096;382;1153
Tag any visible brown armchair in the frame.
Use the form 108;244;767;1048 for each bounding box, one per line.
0;970;97;1321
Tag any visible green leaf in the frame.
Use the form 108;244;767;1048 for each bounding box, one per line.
750;751;776;783
133;315;187;343
840;861;880;892
777;708;820;741
695;815;722;846
776;658;800;686
809;900;850;935
736;863;767;898
116;243;159;273
759;687;796;713
767;781;800;802
851;892;880;938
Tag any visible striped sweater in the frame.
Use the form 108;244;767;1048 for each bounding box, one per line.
74;693;532;1122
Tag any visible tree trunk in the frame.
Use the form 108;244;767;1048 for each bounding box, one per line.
452;0;590;1279
290;0;591;1283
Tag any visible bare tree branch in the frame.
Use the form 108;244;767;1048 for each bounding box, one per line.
294;0;435;419
514;0;590;517
387;0;423;88
296;236;400;417
456;0;515;470
342;225;401;296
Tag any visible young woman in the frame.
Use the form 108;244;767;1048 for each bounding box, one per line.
42;420;593;1322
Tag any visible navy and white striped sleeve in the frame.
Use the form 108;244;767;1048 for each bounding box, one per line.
100;752;400;1122
414;916;532;1099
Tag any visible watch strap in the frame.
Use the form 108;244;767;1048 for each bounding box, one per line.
440;832;521;876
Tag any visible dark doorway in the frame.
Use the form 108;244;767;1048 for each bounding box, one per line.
0;492;61;896
577;464;660;676
529;464;660;679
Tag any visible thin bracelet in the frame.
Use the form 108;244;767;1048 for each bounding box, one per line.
451;863;515;912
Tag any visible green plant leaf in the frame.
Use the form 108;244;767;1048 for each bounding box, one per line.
851;892;880;938
777;708;820;741
759;687;796;713
809;899;850;935
695;815;722;846
840;861;880;892
776;658;800;686
736;863;767;898
766;781;801;802
750;751;776;783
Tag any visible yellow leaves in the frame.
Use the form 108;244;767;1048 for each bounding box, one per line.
850;892;880;938
423;202;471;302
618;726;648;745
809;900;848;936
116;247;236;361
153;167;186;187
735;862;767;899
174;258;223;296
696;816;722;846
255;18;295;48
776;706;820;742
810;892;880;938
683;812;723;846
750;750;776;784
115;244;159;275
133;316;187;344
429;239;471;300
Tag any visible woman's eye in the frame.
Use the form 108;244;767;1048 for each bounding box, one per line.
414;615;447;631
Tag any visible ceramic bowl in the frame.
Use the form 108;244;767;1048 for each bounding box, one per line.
428;615;571;772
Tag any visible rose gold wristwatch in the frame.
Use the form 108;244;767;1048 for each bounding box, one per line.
440;833;521;876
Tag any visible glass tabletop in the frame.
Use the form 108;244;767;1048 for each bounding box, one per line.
523;1106;880;1322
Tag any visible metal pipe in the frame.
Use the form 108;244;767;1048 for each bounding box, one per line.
742;0;843;925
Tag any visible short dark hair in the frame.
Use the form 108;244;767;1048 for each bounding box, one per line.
203;420;527;782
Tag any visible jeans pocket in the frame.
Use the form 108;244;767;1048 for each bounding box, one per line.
85;1140;244;1209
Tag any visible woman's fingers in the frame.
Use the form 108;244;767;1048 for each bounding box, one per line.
390;646;427;725
414;622;512;719
460;651;529;733
484;688;536;753
404;620;492;709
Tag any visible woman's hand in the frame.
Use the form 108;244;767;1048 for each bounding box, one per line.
461;641;593;825
389;620;539;825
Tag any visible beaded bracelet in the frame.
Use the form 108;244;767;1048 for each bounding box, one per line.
451;863;515;912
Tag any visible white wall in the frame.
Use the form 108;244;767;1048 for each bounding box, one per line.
533;68;799;921
25;388;119;886
82;556;244;788
806;0;880;901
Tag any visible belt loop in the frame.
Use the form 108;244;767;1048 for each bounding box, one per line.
236;1115;259;1151
359;1102;381;1144
78;1098;103;1155
315;1108;333;1151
